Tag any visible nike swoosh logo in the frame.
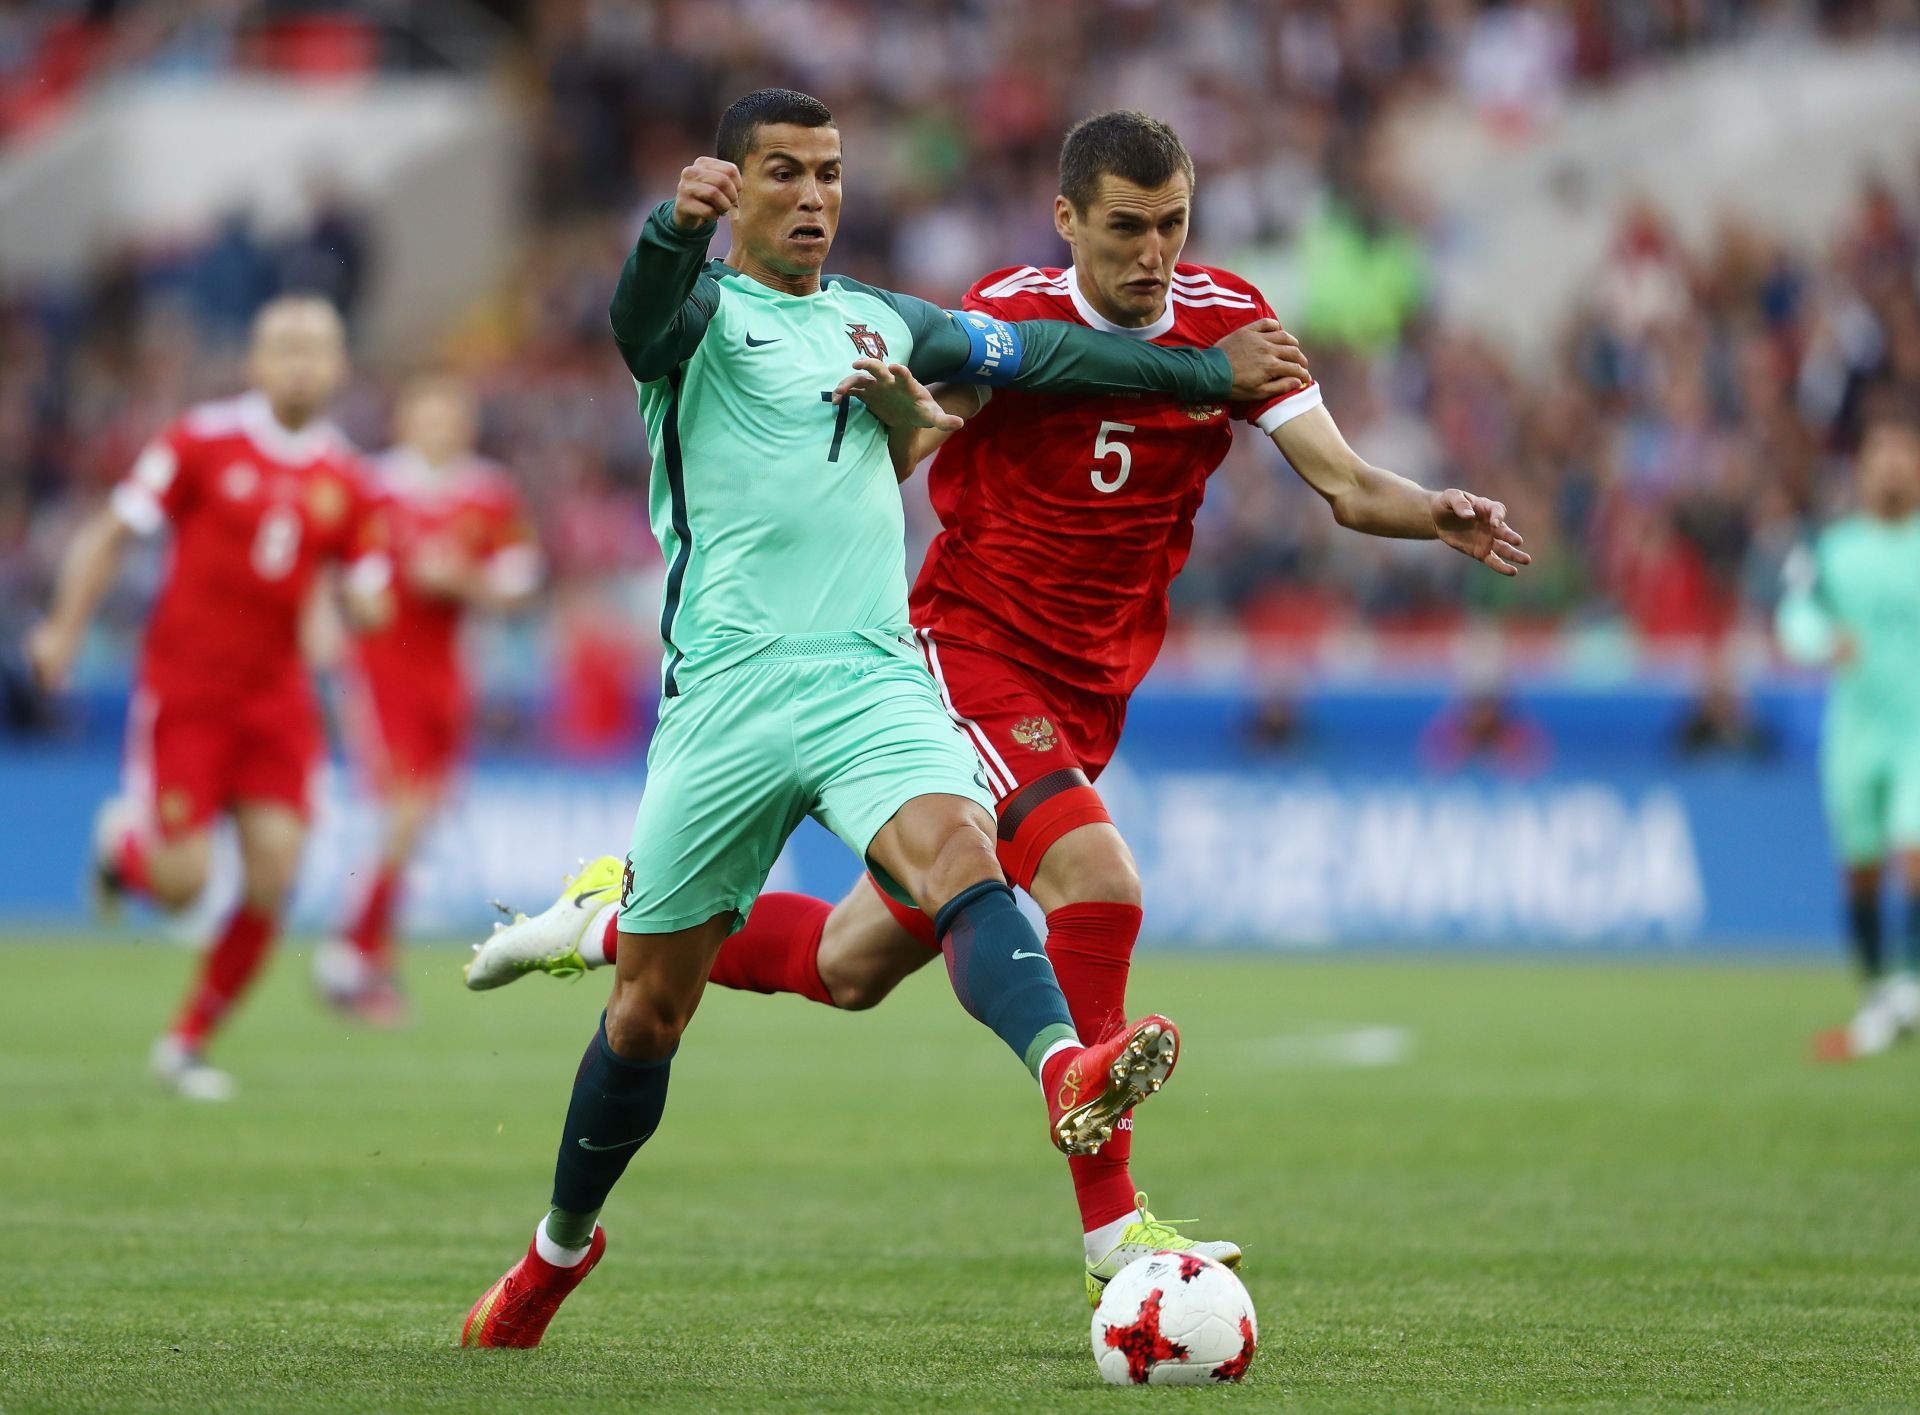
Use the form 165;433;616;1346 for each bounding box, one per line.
744;334;781;347
577;1135;647;1152
570;891;599;910
1011;949;1049;962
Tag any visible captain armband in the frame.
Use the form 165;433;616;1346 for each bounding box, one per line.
948;311;1024;386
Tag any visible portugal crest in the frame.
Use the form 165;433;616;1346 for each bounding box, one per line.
1183;403;1224;422
1011;715;1057;753
846;323;889;359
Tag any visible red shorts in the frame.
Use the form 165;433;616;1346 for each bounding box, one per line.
346;662;466;795
125;686;320;838
914;628;1126;890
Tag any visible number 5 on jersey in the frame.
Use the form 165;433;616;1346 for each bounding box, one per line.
1091;421;1136;494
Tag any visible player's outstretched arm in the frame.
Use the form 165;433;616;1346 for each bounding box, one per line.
1273;403;1530;576
995;315;1306;401
26;505;136;693
898;300;1307;404
607;158;738;382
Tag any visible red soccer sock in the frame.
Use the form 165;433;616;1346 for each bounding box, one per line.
171;905;278;1051
346;863;403;971
1048;901;1146;1232
707;892;836;1006
113;824;152;899
594;908;619;967
1040;1042;1078;1102
866;873;939;951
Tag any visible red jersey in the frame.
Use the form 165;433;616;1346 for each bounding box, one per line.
910;264;1322;697
352;450;540;702
113;392;387;706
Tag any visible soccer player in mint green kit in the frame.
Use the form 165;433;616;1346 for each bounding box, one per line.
459;88;1312;1348
1778;406;1920;1061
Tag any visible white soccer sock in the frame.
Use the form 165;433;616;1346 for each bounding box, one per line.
1083;1206;1141;1264
580;902;618;968
534;1216;594;1269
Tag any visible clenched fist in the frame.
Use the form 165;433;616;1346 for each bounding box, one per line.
673;157;743;232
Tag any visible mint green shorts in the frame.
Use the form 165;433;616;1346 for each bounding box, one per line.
1822;723;1920;865
619;641;993;935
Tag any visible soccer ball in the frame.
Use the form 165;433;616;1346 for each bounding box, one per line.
1091;1249;1258;1386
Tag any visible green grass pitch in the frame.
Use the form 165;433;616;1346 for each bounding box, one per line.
2;940;1918;1411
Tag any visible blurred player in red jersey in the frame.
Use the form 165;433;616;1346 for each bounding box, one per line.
313;375;542;1025
27;296;391;1100
466;113;1525;1298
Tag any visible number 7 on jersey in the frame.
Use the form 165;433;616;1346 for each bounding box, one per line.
819;390;854;463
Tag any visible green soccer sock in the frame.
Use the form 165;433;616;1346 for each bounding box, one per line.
933;880;1078;1079
548;1014;673;1220
1847;890;1885;979
543;1205;600;1251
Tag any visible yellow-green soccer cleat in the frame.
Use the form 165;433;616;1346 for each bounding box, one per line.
1084;1193;1244;1307
462;856;623;991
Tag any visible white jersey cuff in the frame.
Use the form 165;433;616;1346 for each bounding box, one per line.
1254;382;1324;434
345;553;393;598
484;545;544;599
110;483;166;537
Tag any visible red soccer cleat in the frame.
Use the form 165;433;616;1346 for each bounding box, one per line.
460;1226;607;1348
1810;1026;1855;1064
1046;1015;1180;1156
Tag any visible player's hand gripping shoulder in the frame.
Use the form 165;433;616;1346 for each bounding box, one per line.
1430;489;1531;577
829;359;970;480
673;157;742;232
1215;320;1312;402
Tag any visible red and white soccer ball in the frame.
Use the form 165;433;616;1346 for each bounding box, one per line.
1091;1250;1258;1386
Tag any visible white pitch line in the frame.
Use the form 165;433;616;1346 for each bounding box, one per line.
1250;1025;1414;1069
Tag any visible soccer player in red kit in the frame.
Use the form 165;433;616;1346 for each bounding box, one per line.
28;296;391;1101
467;112;1526;1299
314;375;542;1024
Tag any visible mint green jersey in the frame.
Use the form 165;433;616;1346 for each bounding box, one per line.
609;202;1235;695
635;266;926;691
1778;513;1920;738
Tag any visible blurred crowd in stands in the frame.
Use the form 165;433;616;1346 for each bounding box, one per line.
3;0;1920;753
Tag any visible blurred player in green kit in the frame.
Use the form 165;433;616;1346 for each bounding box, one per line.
1778;405;1920;1060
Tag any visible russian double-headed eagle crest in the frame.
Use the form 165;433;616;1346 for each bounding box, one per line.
1011;715;1057;752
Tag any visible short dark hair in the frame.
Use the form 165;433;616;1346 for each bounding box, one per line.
716;88;835;167
1058;110;1195;213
